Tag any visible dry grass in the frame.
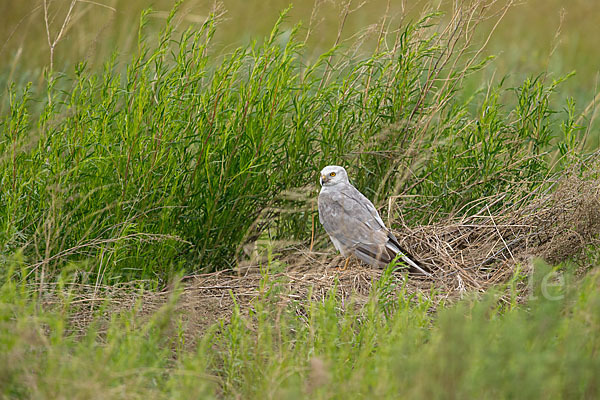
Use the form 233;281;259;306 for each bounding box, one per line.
36;152;600;349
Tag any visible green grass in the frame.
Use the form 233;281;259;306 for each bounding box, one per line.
0;3;590;281
1;2;600;397
2;1;599;83
1;260;599;399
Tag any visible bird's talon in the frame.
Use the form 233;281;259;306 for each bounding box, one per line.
337;257;350;272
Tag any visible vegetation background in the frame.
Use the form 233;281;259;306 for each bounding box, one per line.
1;0;599;398
2;0;598;101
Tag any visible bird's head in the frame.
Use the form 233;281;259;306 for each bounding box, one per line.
320;165;349;187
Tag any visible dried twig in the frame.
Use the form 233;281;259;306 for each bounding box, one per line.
43;0;78;71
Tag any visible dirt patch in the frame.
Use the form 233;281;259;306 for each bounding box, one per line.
45;155;600;347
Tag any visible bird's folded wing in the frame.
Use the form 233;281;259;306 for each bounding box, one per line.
337;184;387;230
318;186;388;250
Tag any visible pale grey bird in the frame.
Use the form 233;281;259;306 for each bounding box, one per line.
318;165;429;275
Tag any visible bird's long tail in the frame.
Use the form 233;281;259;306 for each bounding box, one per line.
398;252;430;276
387;233;431;276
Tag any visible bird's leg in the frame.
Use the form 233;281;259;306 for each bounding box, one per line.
339;256;351;271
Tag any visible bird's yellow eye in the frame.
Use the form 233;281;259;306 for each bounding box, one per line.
330;172;336;177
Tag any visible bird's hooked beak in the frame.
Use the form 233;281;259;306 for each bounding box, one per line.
320;175;329;185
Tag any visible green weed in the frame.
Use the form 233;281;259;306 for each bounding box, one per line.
1;260;598;399
1;3;591;280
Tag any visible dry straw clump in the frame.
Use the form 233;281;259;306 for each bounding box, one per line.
45;153;600;346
